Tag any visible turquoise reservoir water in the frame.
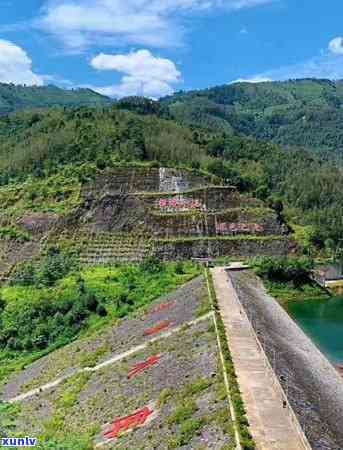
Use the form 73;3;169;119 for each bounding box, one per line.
286;296;343;364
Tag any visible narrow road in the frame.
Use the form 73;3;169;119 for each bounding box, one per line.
211;267;310;450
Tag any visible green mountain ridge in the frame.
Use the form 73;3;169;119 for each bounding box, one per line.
0;79;342;249
162;78;343;159
0;83;111;115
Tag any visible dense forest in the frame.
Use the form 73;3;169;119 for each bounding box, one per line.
0;80;343;251
162;78;343;160
0;83;110;115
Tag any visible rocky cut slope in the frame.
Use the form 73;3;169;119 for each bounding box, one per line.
0;165;292;279
45;166;291;264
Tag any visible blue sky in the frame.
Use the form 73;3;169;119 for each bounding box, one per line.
0;0;343;98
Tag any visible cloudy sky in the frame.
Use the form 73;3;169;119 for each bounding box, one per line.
0;0;343;98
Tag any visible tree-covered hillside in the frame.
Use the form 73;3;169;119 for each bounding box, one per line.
0;83;111;115
0;104;204;181
0;84;343;251
162;79;343;159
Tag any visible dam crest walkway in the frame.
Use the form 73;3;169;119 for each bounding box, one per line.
211;267;311;450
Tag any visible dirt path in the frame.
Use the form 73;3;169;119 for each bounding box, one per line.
211;267;310;450
8;312;213;404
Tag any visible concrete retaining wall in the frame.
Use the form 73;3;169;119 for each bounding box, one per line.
154;237;289;260
83;167;214;195
148;209;285;237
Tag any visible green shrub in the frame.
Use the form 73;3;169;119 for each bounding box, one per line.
95;303;107;317
178;418;205;445
175;260;185;274
36;246;78;287
36;435;93;450
9;261;36;286
167;399;196;425
0;287;108;352
10;246;78;288
185;377;211;395
0;226;31;241
251;256;314;288
140;256;164;274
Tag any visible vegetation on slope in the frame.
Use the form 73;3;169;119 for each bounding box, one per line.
0;251;200;383
206;268;255;450
0;83;110;115
163;79;343;159
251;256;325;302
0;81;343;250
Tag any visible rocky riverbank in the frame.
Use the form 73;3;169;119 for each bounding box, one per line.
229;270;343;450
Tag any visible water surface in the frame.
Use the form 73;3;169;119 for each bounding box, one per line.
286;296;343;364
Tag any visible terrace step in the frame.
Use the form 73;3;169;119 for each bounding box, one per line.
67;231;154;265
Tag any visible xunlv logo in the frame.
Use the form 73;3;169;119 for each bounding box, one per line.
1;437;36;446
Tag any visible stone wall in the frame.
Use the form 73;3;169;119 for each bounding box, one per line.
61;168;291;260
153;237;289;260
83;167;214;196
148;208;285;237
78;188;268;235
138;187;261;212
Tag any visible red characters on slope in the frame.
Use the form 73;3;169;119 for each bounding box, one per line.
127;354;161;379
144;320;170;336
104;406;154;440
150;301;175;314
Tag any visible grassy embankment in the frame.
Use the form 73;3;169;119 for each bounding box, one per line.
0;255;200;385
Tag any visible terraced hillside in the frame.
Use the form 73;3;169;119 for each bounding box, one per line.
53;167;290;264
0;275;242;449
0;166;291;449
0;166;291;280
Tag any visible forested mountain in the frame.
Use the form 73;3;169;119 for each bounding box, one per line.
0;83;111;115
162;79;343;159
0;81;343;251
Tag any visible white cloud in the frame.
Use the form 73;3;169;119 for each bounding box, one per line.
254;54;343;81
90;49;181;98
38;0;277;50
0;39;43;85
232;76;271;83
329;37;343;55
41;74;74;87
234;38;343;84
227;0;275;8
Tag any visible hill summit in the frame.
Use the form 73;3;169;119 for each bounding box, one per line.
0;83;111;115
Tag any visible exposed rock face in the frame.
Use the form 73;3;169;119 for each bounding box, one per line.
82;167;213;196
17;213;59;233
154;237;290;260
4;167;291;265
79;186;269;233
